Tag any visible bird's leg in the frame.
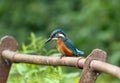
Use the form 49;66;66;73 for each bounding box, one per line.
60;55;64;59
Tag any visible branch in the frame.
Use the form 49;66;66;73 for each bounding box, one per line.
2;49;120;79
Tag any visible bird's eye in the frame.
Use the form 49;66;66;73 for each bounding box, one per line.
56;34;59;36
51;34;56;38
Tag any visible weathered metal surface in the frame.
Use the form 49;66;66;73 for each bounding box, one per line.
0;36;18;83
79;49;107;83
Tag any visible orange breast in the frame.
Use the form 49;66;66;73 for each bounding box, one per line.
56;38;73;57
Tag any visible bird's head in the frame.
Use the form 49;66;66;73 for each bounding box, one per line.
45;29;66;43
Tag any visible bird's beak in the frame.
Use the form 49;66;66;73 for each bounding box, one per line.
45;38;52;44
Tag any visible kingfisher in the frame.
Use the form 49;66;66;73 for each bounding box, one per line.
45;29;84;57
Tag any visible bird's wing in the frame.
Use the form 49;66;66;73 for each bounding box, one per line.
63;38;78;55
63;38;84;56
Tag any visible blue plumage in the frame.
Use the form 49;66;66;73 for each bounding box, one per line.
76;49;84;55
62;38;84;56
50;29;66;38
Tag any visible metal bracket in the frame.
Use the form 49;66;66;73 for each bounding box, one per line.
0;36;18;83
79;49;107;83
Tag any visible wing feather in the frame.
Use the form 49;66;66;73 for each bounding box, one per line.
62;38;83;56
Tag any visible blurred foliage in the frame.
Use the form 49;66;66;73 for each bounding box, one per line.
21;33;46;55
7;33;63;83
0;0;120;83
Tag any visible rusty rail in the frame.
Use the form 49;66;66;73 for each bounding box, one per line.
0;36;120;83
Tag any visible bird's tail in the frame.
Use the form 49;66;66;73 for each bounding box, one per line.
76;49;84;55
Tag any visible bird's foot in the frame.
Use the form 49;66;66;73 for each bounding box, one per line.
60;55;64;59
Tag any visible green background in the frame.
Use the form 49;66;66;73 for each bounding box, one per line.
0;0;120;83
